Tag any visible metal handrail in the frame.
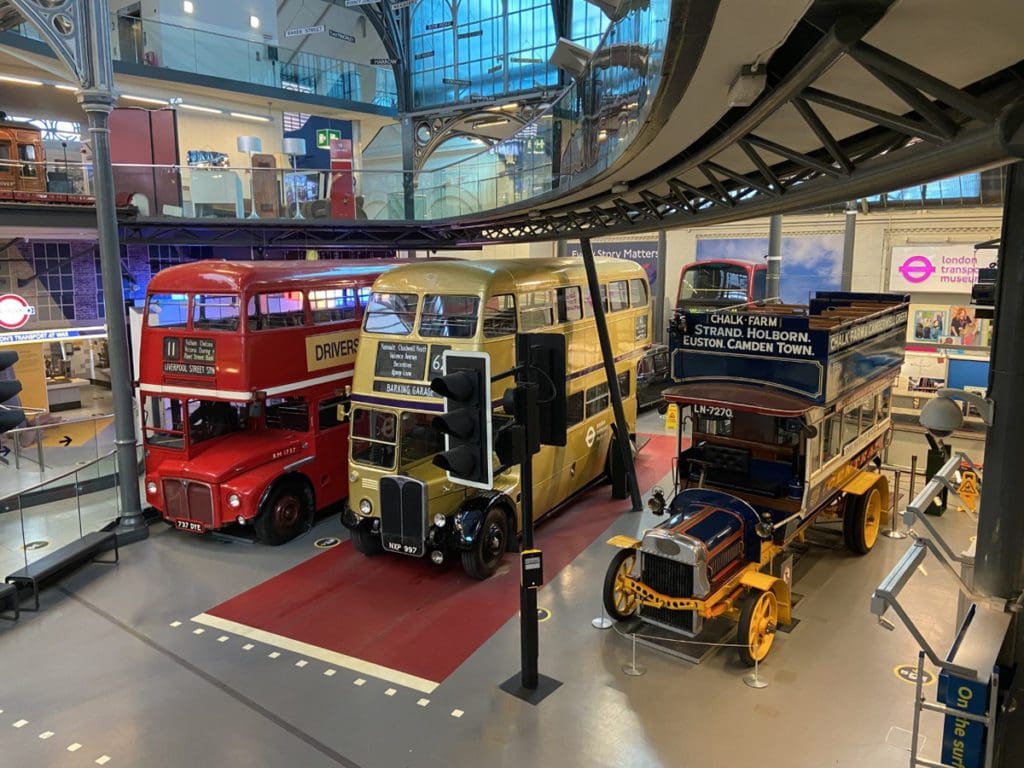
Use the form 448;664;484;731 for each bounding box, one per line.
2;411;115;438
0;448;119;508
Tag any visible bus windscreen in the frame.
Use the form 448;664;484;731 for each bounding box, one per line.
419;295;480;338
364;292;417;335
678;264;751;305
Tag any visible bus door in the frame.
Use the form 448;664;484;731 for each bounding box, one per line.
314;395;349;504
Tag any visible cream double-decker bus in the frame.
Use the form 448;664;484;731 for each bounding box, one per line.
341;258;652;578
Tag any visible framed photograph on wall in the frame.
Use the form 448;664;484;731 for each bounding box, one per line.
906;304;949;344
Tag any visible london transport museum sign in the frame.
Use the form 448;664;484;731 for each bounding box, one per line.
889;244;998;294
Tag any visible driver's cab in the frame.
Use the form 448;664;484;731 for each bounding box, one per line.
678;400;813;514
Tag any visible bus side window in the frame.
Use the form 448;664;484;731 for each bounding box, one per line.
265;397;309;431
566;391;584;426
520;290;554;331
318;396;347;430
556;287;582;323
608;281;629;312
483;294;517;337
309;288;357;325
0;141;12;174
581;285;607;317
821;414;843;463
585;382;610;417
249;292;306;330
629;278;649;307
18;143;37;177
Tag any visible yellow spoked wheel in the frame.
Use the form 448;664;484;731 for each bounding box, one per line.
737;590;778;667
844;485;883;555
602;548;639;621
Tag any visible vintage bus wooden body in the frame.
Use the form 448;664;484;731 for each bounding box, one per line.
139;260;392;544
342;258;652;578
605;292;909;664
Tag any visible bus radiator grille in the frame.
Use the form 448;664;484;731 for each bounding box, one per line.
162;479;215;526
639;552;696;634
379;476;426;557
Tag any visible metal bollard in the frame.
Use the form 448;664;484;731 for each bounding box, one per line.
883;468;908;540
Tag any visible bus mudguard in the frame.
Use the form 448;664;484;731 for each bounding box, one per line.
452;493;515;551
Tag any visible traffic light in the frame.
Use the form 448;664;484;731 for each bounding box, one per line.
0;350;24;433
430;351;493;490
517;333;567;447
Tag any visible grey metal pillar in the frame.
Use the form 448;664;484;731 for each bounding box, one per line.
82;92;145;540
401;116;416;220
9;0;146;540
976;162;1024;767
654;230;667;344
841;203;857;291
766;214;782;300
580;238;643;512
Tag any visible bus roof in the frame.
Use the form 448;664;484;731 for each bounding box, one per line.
682;259;765;271
369;257;645;293
146;259;397;295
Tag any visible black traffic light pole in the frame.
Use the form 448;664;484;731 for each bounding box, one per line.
516;381;540;691
580;237;643;512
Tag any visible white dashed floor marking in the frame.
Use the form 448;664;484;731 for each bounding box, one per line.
67;743;82;752
39;731;54;739
169;621;182;628
242;644;255;651
217;635;230;643
353;678;366;687
451;710;464;719
295;660;308;668
268;651;281;659
324;669;337;677
417;699;430;707
385;688;397;697
95;755;111;765
13;719;27;728
192;628;204;635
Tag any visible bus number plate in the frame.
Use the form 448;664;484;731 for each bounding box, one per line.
174;519;204;533
385;540;423;556
692;404;732;419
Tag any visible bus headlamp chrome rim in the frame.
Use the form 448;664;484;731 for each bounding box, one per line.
359;498;373;515
227;493;241;509
146;481;157;495
433;513;446;527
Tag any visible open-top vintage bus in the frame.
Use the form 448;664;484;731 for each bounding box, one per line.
603;292;909;664
139;259;393;544
342;257;652;578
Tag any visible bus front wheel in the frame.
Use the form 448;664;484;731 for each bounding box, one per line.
843;485;883;555
350;524;383;556
461;506;507;580
255;483;311;546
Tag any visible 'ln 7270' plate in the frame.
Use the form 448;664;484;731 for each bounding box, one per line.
174;519;204;533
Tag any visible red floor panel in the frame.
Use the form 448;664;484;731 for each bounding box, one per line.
208;434;678;684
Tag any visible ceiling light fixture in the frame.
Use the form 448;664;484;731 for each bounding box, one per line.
178;103;222;114
474;117;509;129
230;112;271;122
0;75;43;86
250;15;260;29
183;0;194;13
123;94;168;105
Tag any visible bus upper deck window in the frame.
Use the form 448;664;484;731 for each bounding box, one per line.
364;292;417;335
193;294;241;331
556;287;582;323
483;294;517;337
310;288;358;325
629;278;649;307
420;294;480;338
146;293;190;328
608;281;629;312
248;292;306;331
520;290;554;331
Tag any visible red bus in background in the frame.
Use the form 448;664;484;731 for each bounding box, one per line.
675;259;768;311
138;260;394;544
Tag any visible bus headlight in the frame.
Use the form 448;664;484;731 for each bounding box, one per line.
349;470;359;482
227;493;241;509
146;481;157;496
433;513;446;527
359;498;373;515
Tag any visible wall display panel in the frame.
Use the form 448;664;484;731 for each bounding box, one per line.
900;352;947;393
694;234;842;305
906;304;950;345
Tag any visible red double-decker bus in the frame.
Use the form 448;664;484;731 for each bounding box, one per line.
138;259;394;544
676;259;768;311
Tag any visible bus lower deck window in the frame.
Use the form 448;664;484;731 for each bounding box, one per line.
265;397;309;432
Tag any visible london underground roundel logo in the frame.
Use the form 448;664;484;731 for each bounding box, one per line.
898;254;936;284
0;294;35;330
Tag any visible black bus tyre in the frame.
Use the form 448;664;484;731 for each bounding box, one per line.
461;506;506;580
603;547;639;621
350;524;383;556
844;485;883;555
255;482;311;546
737;589;778;667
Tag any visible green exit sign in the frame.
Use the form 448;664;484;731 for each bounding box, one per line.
316;128;342;149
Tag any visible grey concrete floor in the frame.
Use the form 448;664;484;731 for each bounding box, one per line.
0;411;982;768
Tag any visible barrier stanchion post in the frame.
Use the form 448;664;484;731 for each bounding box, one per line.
621;632;647;676
884;468;908;540
743;656;769;689
591;601;613;630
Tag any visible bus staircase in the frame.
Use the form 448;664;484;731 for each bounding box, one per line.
0;448;130;621
872;454;1013;768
